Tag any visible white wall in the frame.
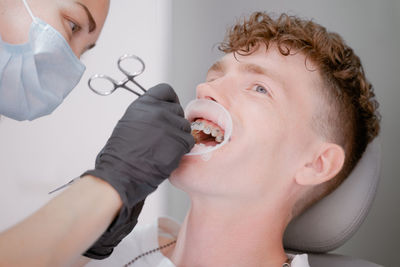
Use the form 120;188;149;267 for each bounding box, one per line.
167;1;400;266
0;0;171;231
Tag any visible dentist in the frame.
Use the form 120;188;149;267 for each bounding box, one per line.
0;0;194;266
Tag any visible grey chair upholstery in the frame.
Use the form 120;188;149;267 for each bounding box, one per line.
307;253;381;267
283;139;382;266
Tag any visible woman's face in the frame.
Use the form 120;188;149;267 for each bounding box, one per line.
0;0;110;57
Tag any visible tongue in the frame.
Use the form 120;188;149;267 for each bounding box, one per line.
191;119;224;145
192;130;218;145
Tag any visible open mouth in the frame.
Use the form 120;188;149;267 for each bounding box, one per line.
191;118;225;146
185;99;232;156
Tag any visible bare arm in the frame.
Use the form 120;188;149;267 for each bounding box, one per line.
0;175;122;267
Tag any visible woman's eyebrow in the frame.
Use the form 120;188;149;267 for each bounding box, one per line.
75;2;97;33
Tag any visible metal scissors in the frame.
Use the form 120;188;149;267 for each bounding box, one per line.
48;54;147;195
88;54;147;96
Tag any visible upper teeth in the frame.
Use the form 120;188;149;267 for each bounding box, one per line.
190;120;224;143
203;127;211;134
191;121;202;131
211;128;220;137
215;135;223;142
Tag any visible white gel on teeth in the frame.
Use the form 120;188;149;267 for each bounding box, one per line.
184;99;233;160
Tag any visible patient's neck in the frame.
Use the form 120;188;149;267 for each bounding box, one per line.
169;196;290;267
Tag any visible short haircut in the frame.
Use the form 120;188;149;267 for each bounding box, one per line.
219;12;381;217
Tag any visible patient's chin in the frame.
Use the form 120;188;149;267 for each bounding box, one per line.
169;165;185;185
169;161;204;192
169;154;199;180
168;169;189;191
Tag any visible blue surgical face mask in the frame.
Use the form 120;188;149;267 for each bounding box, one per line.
0;0;86;121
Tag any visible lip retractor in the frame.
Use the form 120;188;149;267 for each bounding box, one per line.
184;99;233;160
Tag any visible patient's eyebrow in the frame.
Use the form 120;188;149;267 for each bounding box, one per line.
240;63;270;77
240;63;283;86
239;63;285;97
207;61;225;75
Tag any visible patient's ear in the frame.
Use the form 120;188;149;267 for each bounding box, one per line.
295;143;345;186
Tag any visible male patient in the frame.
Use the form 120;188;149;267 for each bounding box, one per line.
85;11;380;267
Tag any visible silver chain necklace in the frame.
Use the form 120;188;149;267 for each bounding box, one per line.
123;240;292;267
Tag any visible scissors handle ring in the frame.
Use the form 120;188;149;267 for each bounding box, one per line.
88;74;119;96
118;54;145;78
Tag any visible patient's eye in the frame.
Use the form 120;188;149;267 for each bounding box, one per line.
252;84;269;95
206;75;219;83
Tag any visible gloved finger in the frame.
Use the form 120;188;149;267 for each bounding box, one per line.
168;114;192;133
157;124;195;154
150;106;192;132
180;117;192;133
132;98;185;118
146;83;180;103
122;99;182;123
155;101;185;117
177;128;196;151
168;125;196;153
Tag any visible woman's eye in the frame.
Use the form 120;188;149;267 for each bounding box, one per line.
68;20;80;33
252;85;269;95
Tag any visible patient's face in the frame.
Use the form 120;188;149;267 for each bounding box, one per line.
170;45;323;199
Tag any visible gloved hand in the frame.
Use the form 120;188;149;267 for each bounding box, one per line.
82;83;195;259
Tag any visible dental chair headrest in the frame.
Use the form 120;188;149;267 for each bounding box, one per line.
283;138;381;253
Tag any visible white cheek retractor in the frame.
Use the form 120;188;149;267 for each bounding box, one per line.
184;99;233;161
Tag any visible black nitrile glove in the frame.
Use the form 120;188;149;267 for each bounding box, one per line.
83;84;194;259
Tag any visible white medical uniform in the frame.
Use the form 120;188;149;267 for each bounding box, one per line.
86;217;310;267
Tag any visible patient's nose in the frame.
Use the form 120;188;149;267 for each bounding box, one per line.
196;79;231;107
196;82;218;103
